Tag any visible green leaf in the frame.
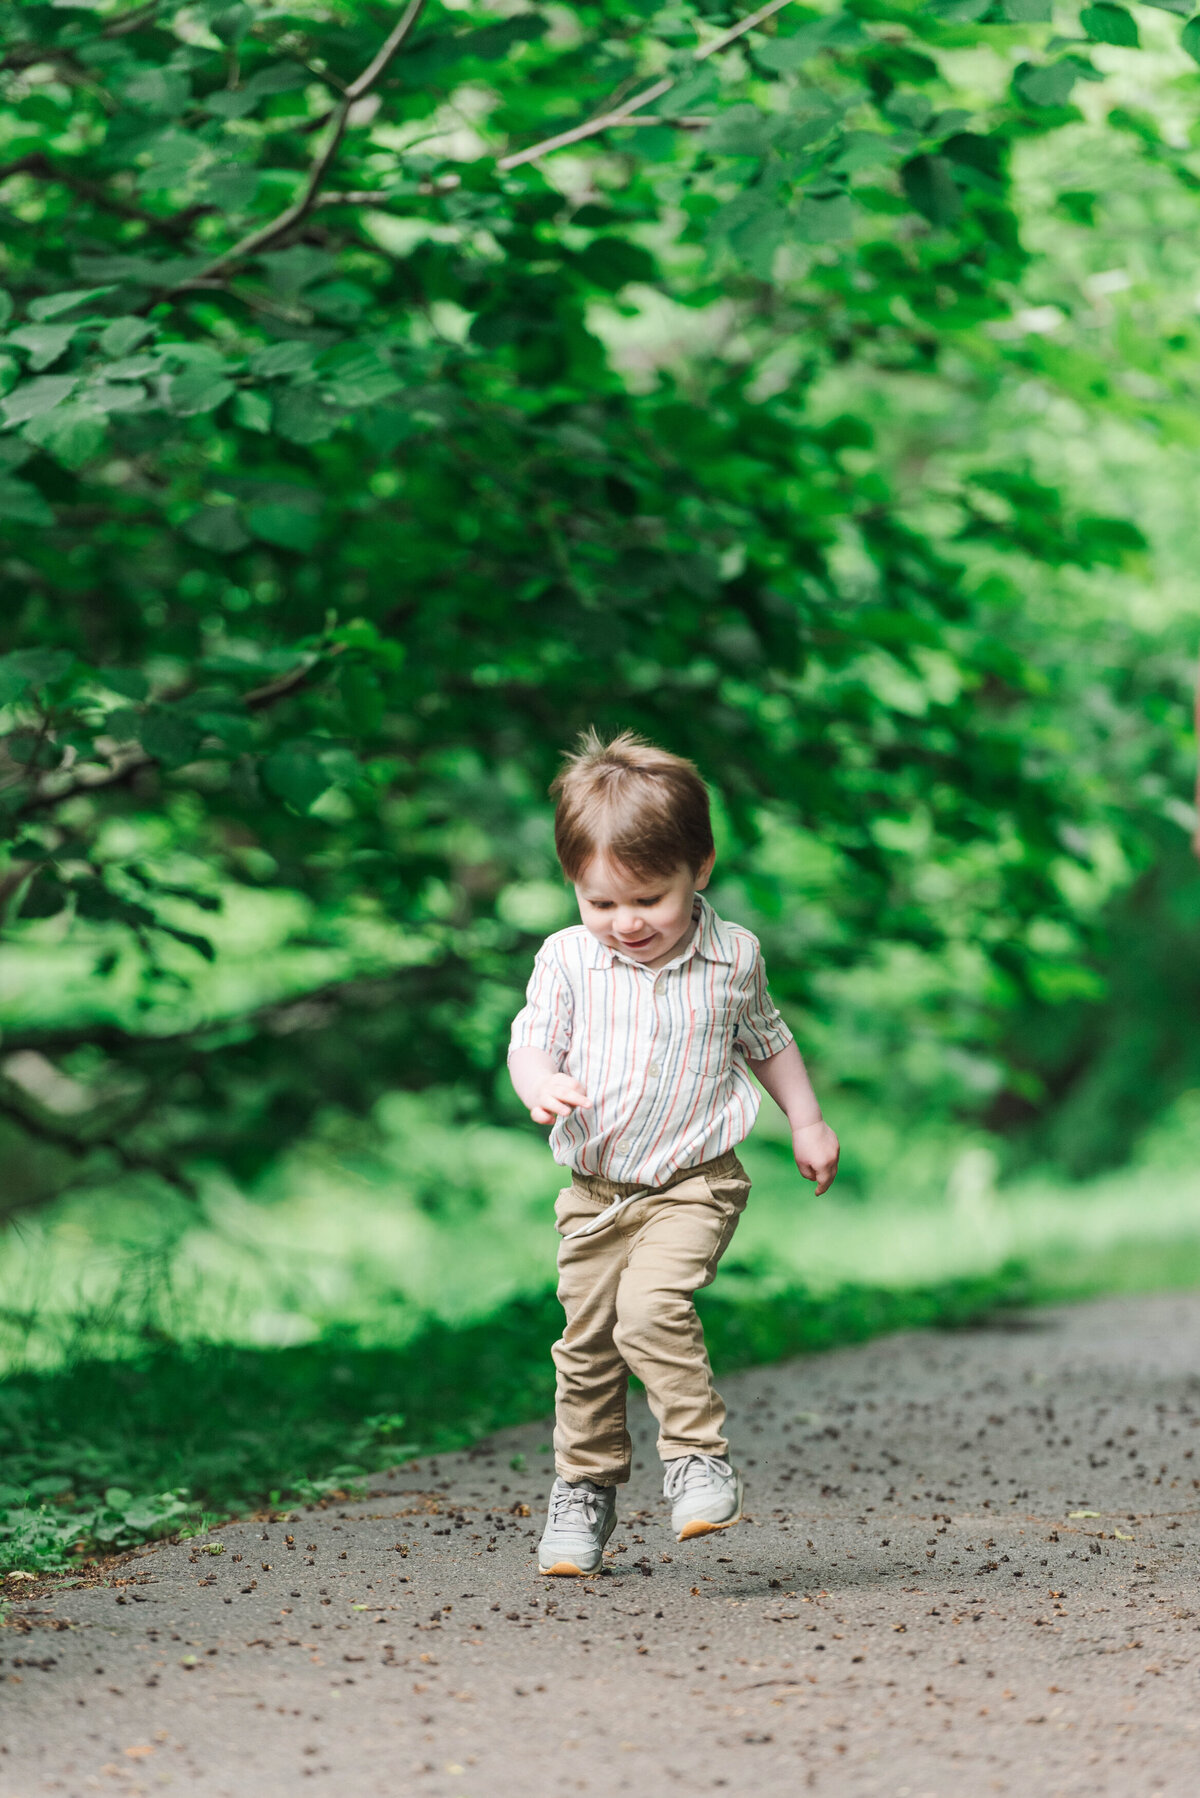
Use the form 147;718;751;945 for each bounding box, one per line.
570;238;658;291
1;375;76;425
454;15;546;59
201;62;309;119
27;286;116;322
182;506;252;553
233;390;272;433
194;710;253;752
1081;3;1139;43
1;648;74;690
651;70;718;113
307;281;372;324
122;67;191;116
727;201;789;274
197;164;261;214
135;128;205;194
755;14;862;68
902;155;963;228
1077;515;1146;563
315;351;401;410
833;132;902;175
97;668;148;700
0;662;28;706
273;387;340;445
84;381;148;414
262;745;332;812
1182;15;1200;61
943;132;1005;193
1056;188;1096;225
256;248;338;300
0;476;53;527
99;316;157;357
138;707;202;769
1000;0;1053;19
1013;59;1085;108
245;503;320;552
1139;0;1189;12
706;105;780;157
925;0;993;17
248;341;322;380
21;402;107;467
338;662;384;733
169;368;235;416
0;292;12;329
794;192;855;242
6;324;76;371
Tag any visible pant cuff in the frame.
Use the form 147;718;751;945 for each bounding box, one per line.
555;1464;629;1486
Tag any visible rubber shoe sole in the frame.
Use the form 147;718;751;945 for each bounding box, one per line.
675;1471;744;1541
538;1504;616;1576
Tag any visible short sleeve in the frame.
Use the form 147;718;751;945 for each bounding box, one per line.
508;941;573;1067
736;945;794;1060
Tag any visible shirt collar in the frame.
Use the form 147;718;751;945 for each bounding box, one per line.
585;892;735;969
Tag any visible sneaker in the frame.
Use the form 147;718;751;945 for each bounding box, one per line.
537;1477;617;1576
663;1453;744;1540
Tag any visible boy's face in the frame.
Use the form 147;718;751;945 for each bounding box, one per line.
574;851;715;970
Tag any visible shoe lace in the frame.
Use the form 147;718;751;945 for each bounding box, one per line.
663;1454;732;1501
550;1480;602;1526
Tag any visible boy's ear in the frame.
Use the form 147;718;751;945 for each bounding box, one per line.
694;851;716;891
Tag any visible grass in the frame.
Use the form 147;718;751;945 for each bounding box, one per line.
2;1086;1197;1575
0;1264;1033;1575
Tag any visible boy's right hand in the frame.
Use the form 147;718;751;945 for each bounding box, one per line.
530;1075;591;1126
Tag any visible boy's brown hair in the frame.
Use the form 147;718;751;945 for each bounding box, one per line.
550;728;714;883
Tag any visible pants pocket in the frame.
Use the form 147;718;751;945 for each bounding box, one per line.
554;1183;608;1237
702;1159;751;1219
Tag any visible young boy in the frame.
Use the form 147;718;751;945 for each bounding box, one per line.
508;730;839;1577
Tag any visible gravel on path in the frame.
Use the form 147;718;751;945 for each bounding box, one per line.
4;1290;1200;1798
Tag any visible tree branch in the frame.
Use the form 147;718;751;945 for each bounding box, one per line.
165;0;428;295
103;0;163;36
497;0;795;172
0;152;209;238
0;1088;199;1200
13;650;343;819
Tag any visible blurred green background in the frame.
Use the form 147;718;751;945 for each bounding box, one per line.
1;0;1198;1569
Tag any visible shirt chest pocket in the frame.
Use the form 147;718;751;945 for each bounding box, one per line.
684;1008;737;1078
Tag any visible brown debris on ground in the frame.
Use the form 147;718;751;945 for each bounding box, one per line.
4;1291;1200;1797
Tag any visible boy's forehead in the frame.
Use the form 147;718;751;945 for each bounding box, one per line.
577;854;685;898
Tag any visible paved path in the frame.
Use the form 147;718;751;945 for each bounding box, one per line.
5;1291;1200;1797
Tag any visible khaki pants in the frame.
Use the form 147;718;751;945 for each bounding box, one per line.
551;1149;751;1485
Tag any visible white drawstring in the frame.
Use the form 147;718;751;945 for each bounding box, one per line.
561;1185;654;1240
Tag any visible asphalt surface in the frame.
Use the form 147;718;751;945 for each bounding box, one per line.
5;1290;1200;1797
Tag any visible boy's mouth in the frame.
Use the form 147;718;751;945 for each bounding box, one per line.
617;934;655;950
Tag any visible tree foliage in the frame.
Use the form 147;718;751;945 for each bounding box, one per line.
0;0;1194;1208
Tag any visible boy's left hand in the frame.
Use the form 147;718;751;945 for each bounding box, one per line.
793;1120;840;1195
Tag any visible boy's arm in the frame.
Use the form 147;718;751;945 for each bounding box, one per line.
508;1046;590;1126
508;941;588;1126
746;1039;840;1195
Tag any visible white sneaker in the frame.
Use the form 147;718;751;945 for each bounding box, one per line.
537;1477;617;1576
664;1453;744;1540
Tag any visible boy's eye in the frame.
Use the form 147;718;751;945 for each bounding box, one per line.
589;896;661;908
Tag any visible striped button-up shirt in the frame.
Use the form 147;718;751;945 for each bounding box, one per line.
508;894;794;1186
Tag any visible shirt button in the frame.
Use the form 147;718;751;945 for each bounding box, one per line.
615;1139;631;1153
648;1063;661;1077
